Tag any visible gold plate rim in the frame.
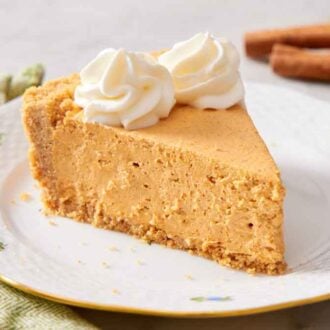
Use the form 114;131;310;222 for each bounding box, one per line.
1;273;329;318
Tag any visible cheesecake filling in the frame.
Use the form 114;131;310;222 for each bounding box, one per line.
74;49;175;130
158;33;244;109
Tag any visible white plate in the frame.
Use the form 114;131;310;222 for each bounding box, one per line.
0;83;329;317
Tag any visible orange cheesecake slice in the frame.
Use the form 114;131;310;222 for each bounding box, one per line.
22;74;286;274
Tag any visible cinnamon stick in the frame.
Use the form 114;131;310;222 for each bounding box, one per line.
245;24;330;57
270;44;330;81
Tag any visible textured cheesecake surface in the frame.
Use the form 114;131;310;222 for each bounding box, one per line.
22;74;286;274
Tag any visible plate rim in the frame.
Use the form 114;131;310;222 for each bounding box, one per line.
1;274;329;318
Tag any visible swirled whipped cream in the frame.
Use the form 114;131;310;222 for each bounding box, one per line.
158;33;244;109
74;49;175;130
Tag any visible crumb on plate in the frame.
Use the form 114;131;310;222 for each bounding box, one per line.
112;289;120;295
102;261;110;268
140;238;151;245
48;220;58;226
20;192;31;202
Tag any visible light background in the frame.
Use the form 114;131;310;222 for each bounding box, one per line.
1;0;330;102
1;0;329;328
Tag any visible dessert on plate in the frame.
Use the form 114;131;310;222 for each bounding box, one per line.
22;33;286;274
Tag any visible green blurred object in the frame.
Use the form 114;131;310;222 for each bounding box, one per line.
7;64;45;101
0;282;99;330
0;74;12;105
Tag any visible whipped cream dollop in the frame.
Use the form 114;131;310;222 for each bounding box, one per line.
158;33;244;109
74;49;175;130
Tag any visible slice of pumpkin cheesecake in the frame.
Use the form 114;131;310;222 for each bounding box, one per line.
22;73;285;274
22;34;286;274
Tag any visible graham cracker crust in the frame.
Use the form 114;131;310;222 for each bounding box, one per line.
48;201;286;275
